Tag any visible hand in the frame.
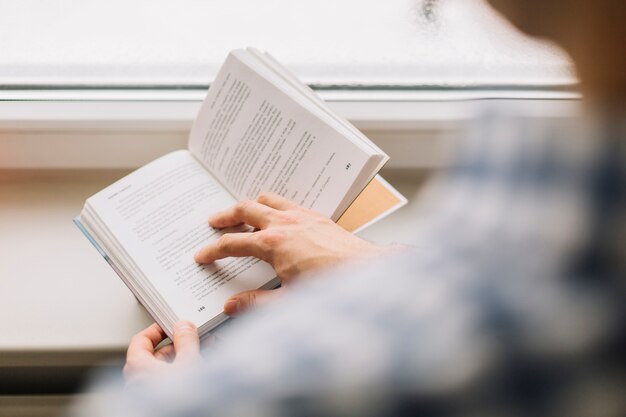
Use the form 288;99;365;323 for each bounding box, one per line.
123;321;201;386
194;193;392;316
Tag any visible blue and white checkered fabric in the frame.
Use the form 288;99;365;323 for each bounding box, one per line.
74;104;626;417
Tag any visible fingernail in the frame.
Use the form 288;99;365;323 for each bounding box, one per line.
174;321;195;332
224;299;240;315
194;250;202;261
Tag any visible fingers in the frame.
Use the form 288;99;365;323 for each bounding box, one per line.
209;194;301;229
195;232;268;264
209;200;275;229
256;192;299;210
127;323;167;360
153;344;176;362
124;322;200;384
223;288;282;316
172;321;200;363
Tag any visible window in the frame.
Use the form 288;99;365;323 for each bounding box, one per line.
0;0;573;92
0;0;578;170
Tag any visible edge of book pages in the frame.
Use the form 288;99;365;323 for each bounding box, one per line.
73;217;179;338
74;216;281;339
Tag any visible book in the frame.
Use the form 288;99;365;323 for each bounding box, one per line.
75;48;406;339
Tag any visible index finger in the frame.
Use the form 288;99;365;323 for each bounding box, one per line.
256;192;300;210
194;232;268;264
127;323;167;359
209;200;275;229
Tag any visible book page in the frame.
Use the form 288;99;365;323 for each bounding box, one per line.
86;150;276;326
188;51;373;220
248;48;387;158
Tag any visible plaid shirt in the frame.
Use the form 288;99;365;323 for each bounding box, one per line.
75;104;626;417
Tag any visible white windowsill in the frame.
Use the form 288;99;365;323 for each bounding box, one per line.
0;90;580;170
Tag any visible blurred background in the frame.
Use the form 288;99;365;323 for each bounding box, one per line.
0;0;573;91
0;1;581;416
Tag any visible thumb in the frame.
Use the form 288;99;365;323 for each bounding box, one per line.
223;288;282;316
172;321;200;363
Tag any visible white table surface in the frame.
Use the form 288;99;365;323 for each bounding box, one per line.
0;169;428;367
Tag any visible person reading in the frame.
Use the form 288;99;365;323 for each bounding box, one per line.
75;1;625;416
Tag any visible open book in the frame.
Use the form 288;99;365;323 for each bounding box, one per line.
75;48;406;339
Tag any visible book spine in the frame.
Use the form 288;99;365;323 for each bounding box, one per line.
72;217;175;339
73;217;110;260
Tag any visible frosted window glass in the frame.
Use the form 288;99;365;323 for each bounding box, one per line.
0;0;573;88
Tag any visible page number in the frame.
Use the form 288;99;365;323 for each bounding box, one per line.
197;306;205;312
345;163;351;170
